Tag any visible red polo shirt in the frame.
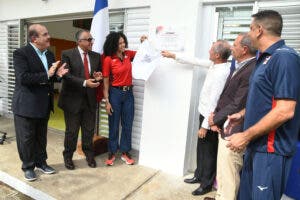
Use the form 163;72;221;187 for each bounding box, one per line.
102;50;136;86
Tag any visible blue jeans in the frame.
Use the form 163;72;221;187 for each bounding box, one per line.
108;87;134;153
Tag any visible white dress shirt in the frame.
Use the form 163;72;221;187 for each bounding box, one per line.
175;54;230;129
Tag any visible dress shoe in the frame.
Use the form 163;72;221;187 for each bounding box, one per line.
192;186;212;196
86;157;96;168
184;176;200;184
24;170;37;182
204;197;215;200
64;158;75;170
36;164;55;174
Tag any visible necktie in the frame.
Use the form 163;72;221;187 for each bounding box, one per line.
223;59;236;88
228;59;236;79
83;52;90;79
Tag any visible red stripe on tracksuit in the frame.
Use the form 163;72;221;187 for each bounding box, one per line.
267;98;276;153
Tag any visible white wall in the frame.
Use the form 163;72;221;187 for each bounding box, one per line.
138;0;201;175
0;0;149;21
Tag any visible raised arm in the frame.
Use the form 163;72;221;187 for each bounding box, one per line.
161;50;212;68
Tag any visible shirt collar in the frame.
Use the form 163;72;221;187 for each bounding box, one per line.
111;54;118;59
30;42;47;56
262;39;285;56
235;57;256;70
78;46;88;55
112;52;126;59
212;62;228;68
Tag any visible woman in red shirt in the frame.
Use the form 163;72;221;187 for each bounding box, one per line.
102;32;136;166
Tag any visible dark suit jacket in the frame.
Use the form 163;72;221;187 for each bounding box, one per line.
12;44;55;118
58;47;101;114
213;58;256;136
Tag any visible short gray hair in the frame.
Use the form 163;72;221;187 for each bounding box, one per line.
239;33;257;55
75;29;90;41
213;40;231;60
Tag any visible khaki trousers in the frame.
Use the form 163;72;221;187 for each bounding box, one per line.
215;134;244;200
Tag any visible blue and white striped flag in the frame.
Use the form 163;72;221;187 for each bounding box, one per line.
90;0;109;54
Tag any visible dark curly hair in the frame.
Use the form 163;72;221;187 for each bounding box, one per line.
103;32;128;56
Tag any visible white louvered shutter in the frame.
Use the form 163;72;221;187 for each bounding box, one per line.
258;1;300;53
124;7;150;150
216;6;253;43
0;20;20;116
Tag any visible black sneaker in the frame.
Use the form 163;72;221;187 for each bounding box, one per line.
24;170;37;181
36;164;56;174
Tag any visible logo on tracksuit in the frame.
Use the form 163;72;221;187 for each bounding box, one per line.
257;186;268;191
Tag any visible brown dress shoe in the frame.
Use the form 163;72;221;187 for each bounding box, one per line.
87;157;97;168
64;158;75;170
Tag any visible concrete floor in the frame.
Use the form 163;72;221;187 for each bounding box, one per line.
0;117;216;200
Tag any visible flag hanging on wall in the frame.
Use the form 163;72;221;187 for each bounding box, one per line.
90;0;109;54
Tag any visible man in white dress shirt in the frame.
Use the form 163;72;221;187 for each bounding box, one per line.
162;40;231;196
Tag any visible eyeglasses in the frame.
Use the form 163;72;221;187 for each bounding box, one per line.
79;38;94;42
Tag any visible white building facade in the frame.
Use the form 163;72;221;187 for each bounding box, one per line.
0;0;299;176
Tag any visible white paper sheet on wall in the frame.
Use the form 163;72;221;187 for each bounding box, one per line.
132;40;162;81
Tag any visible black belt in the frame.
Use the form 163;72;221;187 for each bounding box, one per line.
112;85;133;91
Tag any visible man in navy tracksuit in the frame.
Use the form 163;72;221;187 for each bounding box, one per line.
226;10;300;200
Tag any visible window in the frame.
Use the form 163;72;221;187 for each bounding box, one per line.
216;6;253;43
0;21;19;116
109;11;125;32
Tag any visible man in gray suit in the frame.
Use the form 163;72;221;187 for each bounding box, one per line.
58;30;102;170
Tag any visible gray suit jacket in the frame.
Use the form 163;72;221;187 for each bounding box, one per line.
58;47;101;114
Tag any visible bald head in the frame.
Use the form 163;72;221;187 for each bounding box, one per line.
28;24;45;42
28;24;50;51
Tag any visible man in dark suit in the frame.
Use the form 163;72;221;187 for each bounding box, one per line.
204;33;256;200
58;30;102;170
13;24;68;181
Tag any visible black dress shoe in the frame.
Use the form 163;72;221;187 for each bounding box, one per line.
64;158;75;170
36;164;55;174
86;157;96;168
192;186;212;196
24;170;37;182
184;176;200;184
